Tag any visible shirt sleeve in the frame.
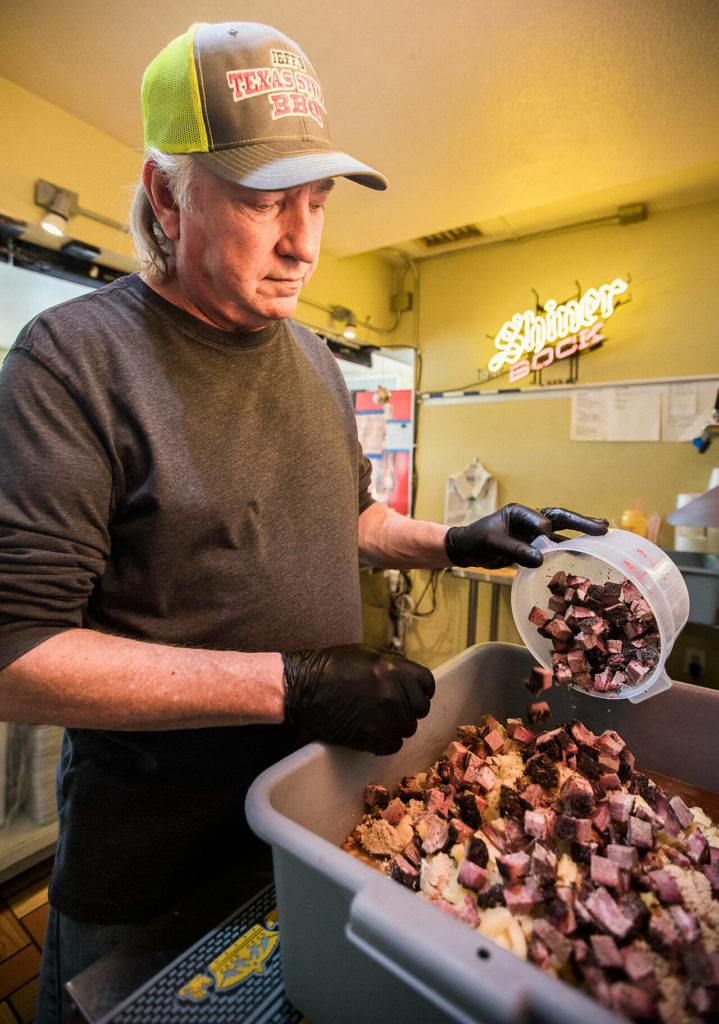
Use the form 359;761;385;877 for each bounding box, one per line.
357;446;376;515
0;349;113;670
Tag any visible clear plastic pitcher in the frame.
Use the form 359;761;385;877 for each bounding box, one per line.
511;529;690;703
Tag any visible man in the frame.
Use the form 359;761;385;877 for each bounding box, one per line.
0;23;607;1022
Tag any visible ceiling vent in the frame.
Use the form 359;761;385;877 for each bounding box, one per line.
418;223;482;248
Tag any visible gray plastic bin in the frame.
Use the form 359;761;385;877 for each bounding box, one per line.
246;642;719;1024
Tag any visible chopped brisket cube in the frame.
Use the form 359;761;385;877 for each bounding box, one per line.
474;765;498;793
497;851;531;884
620;891;650;937
599;773;622;791
527;666;553;695
647;869;682;904
668;794;694;828
544;893;577;934
528;605;551;628
601;581;623;606
402;834;423;868
364;784;391;810
547;596;568;615
524;808;556;841
525;752;559;789
610;981;656;1020
567;649;590;675
456;791;485;829
608;790;635;822
528;937;551;969
670;905;701;944
626;659;649;684
686;828;708;864
647;910;681;955
426;787;454;818
456;891;480;928
448;818;474;845
398;775;424;801
381;797;406;825
520;783;552;809
532;918;572;963
455;724;481;746
568;720;597;747
465;834;489;868
628;771;659;806
583;886;634;939
606;844;639;872
483;728;506;755
623;619;648;641
559;775;595;817
498;784;529;821
590;933;623;968
554;663;573;686
576;746;603;781
622;943;656;988
545;618;574;643
503;818;529;852
479;714;503;735
390;854;420;890
503;884;536;916
555;815;593;844
461;752;486;788
604;602;630;625
457;857;488;891
591;854;622;890
569;841;596;865
443;740;469;769
534;731;563;762
531;842;558;882
626;815;654;849
548;570;568;594
475;883;506;908
527;701;552;725
421;815;450;855
508;723;535;744
703;861;719;896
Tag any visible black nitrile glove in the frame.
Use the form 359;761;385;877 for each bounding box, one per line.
282;643;435;756
444;504;609;570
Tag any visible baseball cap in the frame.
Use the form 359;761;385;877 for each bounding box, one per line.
141;22;387;191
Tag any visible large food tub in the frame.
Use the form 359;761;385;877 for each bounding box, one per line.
245;643;719;1024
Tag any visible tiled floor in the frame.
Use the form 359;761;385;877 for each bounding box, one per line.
0;858;52;1024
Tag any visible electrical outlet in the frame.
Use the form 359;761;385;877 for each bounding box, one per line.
684;647;706;681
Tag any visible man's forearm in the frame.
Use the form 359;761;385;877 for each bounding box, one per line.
358;502;451;569
0;629;286;730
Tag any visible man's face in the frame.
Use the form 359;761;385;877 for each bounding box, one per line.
168;166;332;331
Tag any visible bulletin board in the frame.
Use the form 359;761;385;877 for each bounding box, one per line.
355;388;414;515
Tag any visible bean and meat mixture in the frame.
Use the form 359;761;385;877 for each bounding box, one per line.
342;714;719;1023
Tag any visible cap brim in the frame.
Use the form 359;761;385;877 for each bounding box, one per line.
193;146;387;191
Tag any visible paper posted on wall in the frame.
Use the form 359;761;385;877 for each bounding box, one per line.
444;458;498;527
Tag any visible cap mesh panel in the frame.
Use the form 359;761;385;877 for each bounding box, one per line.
142;26;208;153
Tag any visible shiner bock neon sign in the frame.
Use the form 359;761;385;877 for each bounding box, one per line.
487;278;628;384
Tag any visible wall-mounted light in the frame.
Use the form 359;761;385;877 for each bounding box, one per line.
331;305;357;341
34;179;128;239
35;180;79;238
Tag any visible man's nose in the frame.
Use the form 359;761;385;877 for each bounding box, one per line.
276;199;322;264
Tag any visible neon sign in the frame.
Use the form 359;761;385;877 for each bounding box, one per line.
487;278;628;383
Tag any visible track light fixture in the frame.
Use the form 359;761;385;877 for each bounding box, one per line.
34;179;128;239
331;305;357;341
35;180;79;238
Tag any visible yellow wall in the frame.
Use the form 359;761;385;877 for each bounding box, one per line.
400;198;719;669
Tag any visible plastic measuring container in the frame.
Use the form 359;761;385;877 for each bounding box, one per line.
511;529;690;703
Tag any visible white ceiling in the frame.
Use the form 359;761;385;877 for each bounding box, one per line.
1;0;718;259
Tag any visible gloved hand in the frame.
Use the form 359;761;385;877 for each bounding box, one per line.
444;504;609;570
282;643;435;756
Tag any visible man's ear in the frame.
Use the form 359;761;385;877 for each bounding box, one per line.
142;162;181;240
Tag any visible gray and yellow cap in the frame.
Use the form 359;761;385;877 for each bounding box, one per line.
141;22;387;191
